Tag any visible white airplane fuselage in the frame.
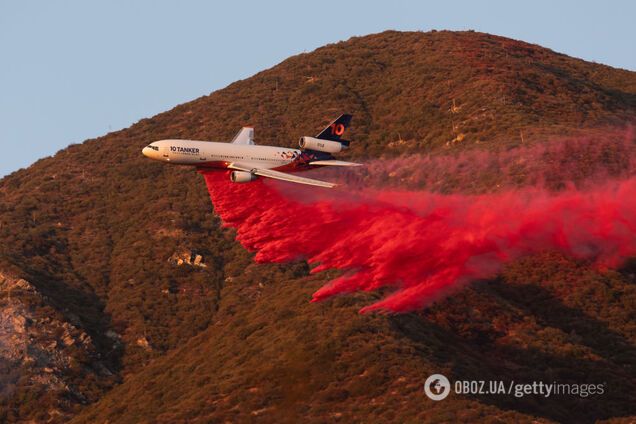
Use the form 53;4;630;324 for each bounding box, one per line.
142;139;308;171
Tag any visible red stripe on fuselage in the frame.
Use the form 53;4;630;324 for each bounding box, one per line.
195;158;316;173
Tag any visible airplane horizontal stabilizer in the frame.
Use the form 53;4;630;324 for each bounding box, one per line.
308;160;363;167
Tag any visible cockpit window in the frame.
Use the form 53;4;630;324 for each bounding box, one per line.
147;145;159;151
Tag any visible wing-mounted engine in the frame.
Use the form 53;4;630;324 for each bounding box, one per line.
299;136;347;153
230;170;257;183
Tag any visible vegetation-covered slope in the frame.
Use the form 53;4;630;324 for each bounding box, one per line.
1;30;635;423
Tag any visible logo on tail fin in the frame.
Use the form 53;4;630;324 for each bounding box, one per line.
316;114;352;142
331;123;345;136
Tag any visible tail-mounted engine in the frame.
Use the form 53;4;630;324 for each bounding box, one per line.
299;136;347;153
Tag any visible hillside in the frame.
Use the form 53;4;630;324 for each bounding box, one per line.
1;30;635;423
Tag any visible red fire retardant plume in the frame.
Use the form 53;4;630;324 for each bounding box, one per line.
201;170;636;313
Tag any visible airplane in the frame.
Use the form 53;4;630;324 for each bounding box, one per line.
142;114;361;188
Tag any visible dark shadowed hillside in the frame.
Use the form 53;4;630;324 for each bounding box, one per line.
1;30;635;423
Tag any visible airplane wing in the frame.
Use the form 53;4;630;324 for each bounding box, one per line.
309;160;363;167
228;163;336;188
231;127;255;145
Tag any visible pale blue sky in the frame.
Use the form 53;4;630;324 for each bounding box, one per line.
1;1;635;177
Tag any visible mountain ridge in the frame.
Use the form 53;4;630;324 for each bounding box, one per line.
1;30;635;423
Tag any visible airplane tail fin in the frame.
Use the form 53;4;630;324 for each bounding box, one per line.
316;114;352;146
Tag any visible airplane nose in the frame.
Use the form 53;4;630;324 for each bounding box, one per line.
142;147;151;157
